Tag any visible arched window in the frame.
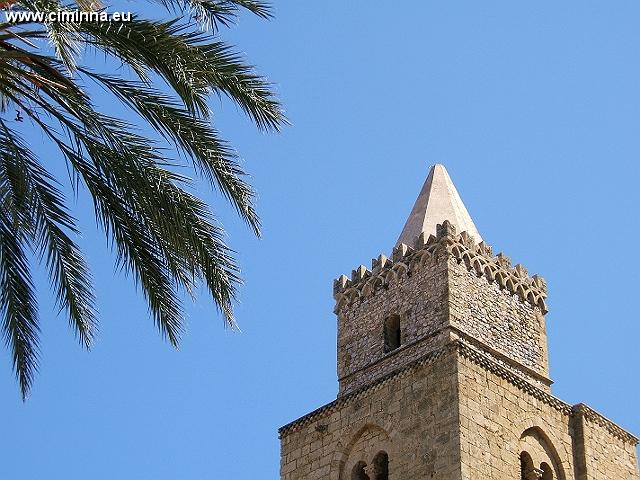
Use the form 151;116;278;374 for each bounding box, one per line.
541;462;553;480
372;451;389;480
521;451;538;480
383;315;401;353
351;461;369;480
519;427;563;480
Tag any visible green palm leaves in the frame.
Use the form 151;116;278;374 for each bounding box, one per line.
0;0;285;398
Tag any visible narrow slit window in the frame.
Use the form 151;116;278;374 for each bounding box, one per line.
384;315;401;353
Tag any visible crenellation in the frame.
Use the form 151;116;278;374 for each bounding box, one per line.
391;242;413;261
334;222;547;316
351;265;370;282
371;254;391;272
333;274;350;295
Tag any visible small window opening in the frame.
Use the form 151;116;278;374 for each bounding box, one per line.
372;451;389;480
384;315;401;353
351;461;369;480
520;452;536;480
541;462;553;480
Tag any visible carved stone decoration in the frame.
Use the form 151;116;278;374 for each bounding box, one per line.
334;224;548;314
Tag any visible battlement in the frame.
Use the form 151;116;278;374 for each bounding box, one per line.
334;220;547;315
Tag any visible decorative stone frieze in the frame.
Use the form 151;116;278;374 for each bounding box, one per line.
280;338;639;447
572;403;638;445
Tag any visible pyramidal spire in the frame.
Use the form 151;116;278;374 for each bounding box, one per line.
396;164;482;247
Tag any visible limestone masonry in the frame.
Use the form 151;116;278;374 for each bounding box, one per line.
279;164;639;479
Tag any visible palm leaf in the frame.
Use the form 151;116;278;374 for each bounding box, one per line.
0;0;284;398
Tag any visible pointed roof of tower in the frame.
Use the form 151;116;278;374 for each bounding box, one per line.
396;164;482;246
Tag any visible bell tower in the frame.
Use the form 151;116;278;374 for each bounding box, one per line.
279;164;638;480
334;164;549;398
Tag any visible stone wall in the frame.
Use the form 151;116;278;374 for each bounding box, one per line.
448;255;550;382
458;347;575;479
280;340;639;480
571;404;639;480
456;345;639;480
335;247;449;395
280;348;462;480
334;222;550;395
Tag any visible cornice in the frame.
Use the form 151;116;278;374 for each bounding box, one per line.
279;338;637;445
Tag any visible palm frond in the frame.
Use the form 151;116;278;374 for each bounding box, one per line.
152;0;272;31
80;70;260;233
0;0;284;398
12;77;240;333
0;121;97;348
0;126;40;400
79;20;285;127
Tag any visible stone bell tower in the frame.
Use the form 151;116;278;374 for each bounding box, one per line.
279;164;639;480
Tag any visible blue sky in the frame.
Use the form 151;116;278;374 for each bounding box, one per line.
1;1;639;478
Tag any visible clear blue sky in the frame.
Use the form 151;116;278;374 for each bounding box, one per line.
2;1;639;478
